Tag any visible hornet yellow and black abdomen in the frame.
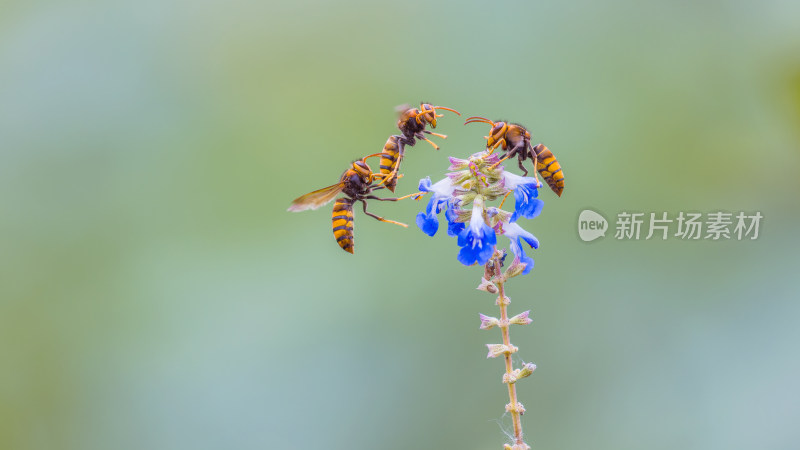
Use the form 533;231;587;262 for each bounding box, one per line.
332;198;355;254
379;135;402;192
532;143;565;197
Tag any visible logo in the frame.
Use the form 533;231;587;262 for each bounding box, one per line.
578;209;608;242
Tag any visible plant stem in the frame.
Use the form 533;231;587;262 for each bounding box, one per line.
493;257;526;449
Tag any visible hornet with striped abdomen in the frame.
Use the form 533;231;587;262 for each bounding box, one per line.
463;116;564;197
287;154;413;254
379;103;461;192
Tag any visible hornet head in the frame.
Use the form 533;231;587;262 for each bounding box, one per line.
415;103;461;128
464;116;509;149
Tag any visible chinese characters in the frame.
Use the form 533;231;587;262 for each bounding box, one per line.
613;211;762;240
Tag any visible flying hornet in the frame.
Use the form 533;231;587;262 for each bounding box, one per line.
287;154;414;254
378;103;461;192
464;116;564;197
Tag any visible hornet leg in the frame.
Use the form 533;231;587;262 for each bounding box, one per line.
366;192;423;201
423;130;447;139
489;153;513;170
503;142;529;177
416;132;440;150
489;141;524;169
527;143;541;186
517;156;529;177
484;138;506;155
499;191;512;209
359;199;408;228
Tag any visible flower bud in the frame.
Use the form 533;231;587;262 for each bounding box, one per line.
446;169;470;181
509;310;532;326
495;294;510;307
456;191;477;206
502;370;518;384
504;257;526;279
502;362;535;384
479;151;502;166
478;313;500;330
448;156;470;170
484;182;507;200
487;207;513;227
477;277;498;294
493;247;506;260
486;343;518;358
505;401;526;414
461;178;476;191
518;362;537;379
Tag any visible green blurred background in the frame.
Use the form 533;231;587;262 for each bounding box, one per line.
2;1;799;449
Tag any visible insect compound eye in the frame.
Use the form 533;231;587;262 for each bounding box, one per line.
491;122;506;135
353;160;372;177
420;104;435;121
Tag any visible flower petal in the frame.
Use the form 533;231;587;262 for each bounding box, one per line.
418;176;432;192
445;201;465;237
456;222;496;266
448;156;470;170
512;185;544;220
416;211;439;236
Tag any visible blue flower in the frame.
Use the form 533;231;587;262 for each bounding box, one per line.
503;172;544;221
415;176;455;236
502;221;539;275
445;201;464;236
415;197;445;236
456;201;497;266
